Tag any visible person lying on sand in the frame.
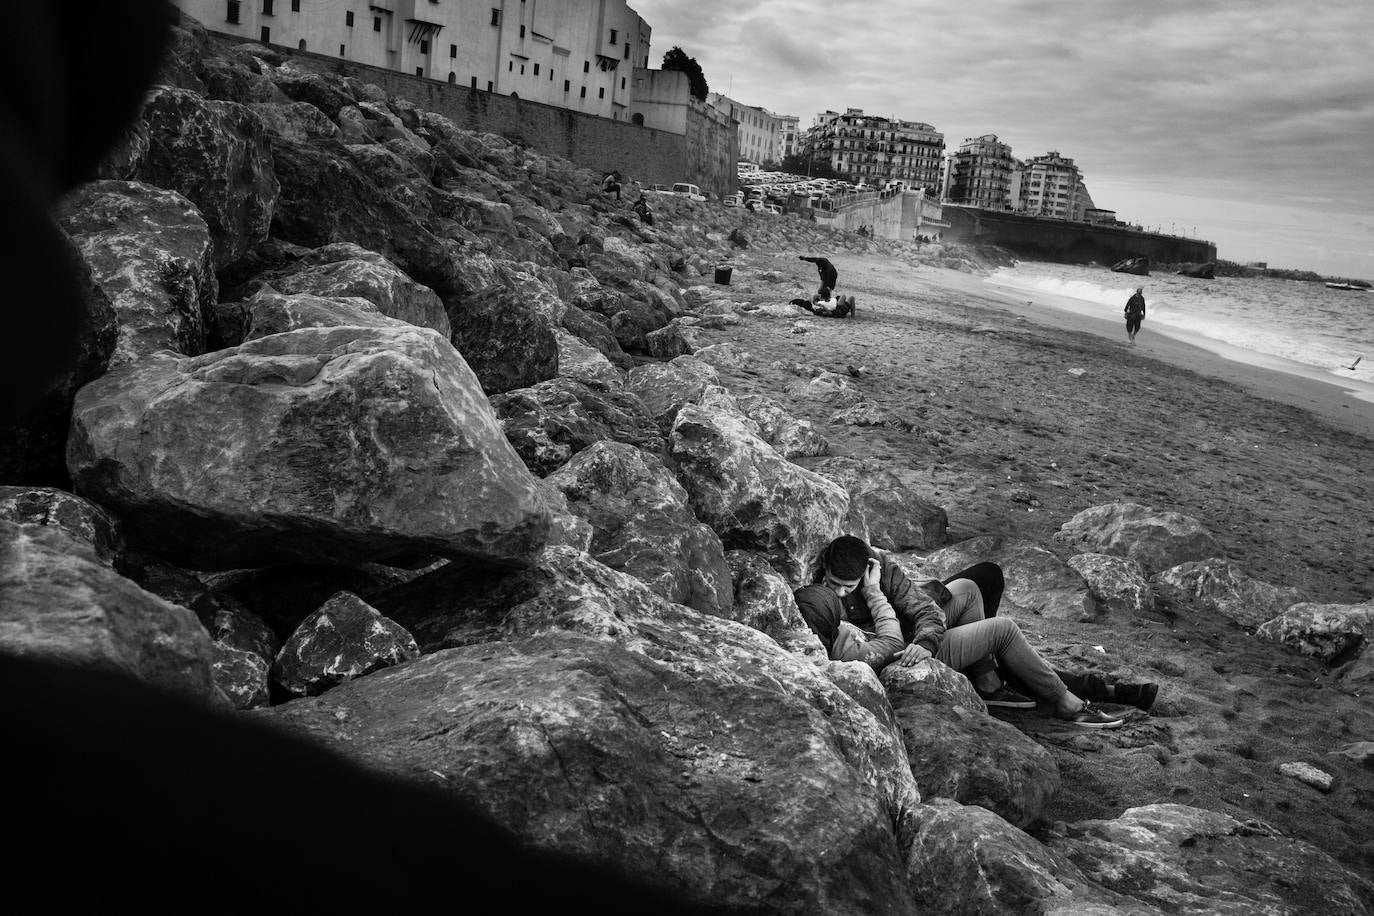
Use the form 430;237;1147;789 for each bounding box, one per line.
793;536;1127;728
790;287;855;318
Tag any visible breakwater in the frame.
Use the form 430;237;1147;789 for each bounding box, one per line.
944;205;1216;266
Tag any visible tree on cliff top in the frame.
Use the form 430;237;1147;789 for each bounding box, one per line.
661;46;708;101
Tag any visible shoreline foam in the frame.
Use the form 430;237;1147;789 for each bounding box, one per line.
923;265;1374;441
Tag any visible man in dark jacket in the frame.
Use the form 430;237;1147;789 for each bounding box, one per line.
1124;287;1146;343
798;255;838;297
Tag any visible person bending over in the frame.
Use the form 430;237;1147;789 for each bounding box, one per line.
795;536;1125;728
798;255;838;296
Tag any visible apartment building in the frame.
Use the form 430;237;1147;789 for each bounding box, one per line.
178;0;653;122
775;114;799;164
803;109;944;191
706;93;790;166
1019;151;1084;219
945;134;1016;209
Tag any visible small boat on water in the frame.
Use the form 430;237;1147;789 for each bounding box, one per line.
1325;282;1369;291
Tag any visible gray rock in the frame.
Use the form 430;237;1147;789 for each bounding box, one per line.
1254;601;1374;663
263;547;922;914
247;101;340;143
0;521;218;703
126;87;279;269
882;661;1060;829
787;370;865;409
724;549;812;642
546;443;731;616
242;289;406;340
1278;761;1335;793
733;393;829;459
212;642;271;709
1047;803;1369;915
1068;553;1155;619
1056;502;1222;576
271;591;419;698
68;325;549;570
0;487;123;567
56;180;218;367
554;329;624;389
851;486;948;552
671;401;850;586
1151;557;1305;628
625;356;720;427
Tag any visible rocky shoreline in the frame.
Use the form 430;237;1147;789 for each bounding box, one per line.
3;14;1372;915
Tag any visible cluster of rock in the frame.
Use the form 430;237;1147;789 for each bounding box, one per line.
3;16;1372;915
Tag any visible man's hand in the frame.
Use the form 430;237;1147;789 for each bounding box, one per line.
861;557;881;589
897;643;933;667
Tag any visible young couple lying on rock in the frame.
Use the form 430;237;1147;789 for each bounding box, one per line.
793;536;1159;729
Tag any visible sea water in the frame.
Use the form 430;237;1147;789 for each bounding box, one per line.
984;261;1374;396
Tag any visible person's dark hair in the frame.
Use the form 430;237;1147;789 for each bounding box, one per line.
823;536;869;580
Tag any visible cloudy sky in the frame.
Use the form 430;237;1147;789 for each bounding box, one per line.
632;0;1374;278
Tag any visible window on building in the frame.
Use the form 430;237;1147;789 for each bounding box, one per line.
420;40;429;53
261;0;273;15
609;29;617;44
490;9;501;26
297;39;305;50
226;0;240;24
533;63;539;75
340;43;345;55
598;87;604;98
448;72;456;83
416;67;424;76
580;86;586;97
519;25;525;37
345;11;354;26
450;44;457;58
583;61;589;73
563;79;570;92
519;64;525;74
620;77;625;89
487;80;493;91
623;43;630;60
291;0;299;10
373;16;381;31
260;25;270;41
471;76;477;88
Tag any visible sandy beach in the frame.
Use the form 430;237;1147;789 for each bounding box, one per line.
702;248;1374;605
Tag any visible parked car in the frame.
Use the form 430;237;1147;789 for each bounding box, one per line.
722;191;743;207
762;203;782;215
644;184;673;195
671;182;705;201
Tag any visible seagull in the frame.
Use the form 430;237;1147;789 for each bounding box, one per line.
1346;355;1363;371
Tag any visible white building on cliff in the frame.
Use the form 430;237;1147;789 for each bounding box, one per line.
176;0;658;123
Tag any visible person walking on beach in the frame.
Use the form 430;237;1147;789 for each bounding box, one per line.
798;255;838;297
794;537;1126;728
1125;287;1146;344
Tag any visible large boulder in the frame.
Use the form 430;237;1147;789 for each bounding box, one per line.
241;289;409;340
905;800;1113;915
0;487;123;567
1047;804;1370;914
787;370;866;410
554;329;624;390
0;233;117;487
545;443;732;616
1150;558;1306;629
247;100;341;144
212;643;271;709
1067;553;1155;619
0;521;218;704
440;264;560;395
267;133;459;292
259;243;451;336
271;591;419;698
125;87;279;269
881;662;1060;829
262;548;922;915
1056;503;1222;576
732;393;829;459
908;536;1095;621
56;180;218;367
850;487;948;552
1254;602;1374;663
670;401;850;586
68;325;549;570
625;356;720;428
491;377;665;476
724;549;815;648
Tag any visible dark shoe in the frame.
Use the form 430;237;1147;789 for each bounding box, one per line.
977;686;1037;709
1059;701;1125;729
1113;682;1159;712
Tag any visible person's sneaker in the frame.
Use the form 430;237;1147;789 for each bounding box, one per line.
1060;701;1126;729
977;686;1037;709
1113;682;1159;712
